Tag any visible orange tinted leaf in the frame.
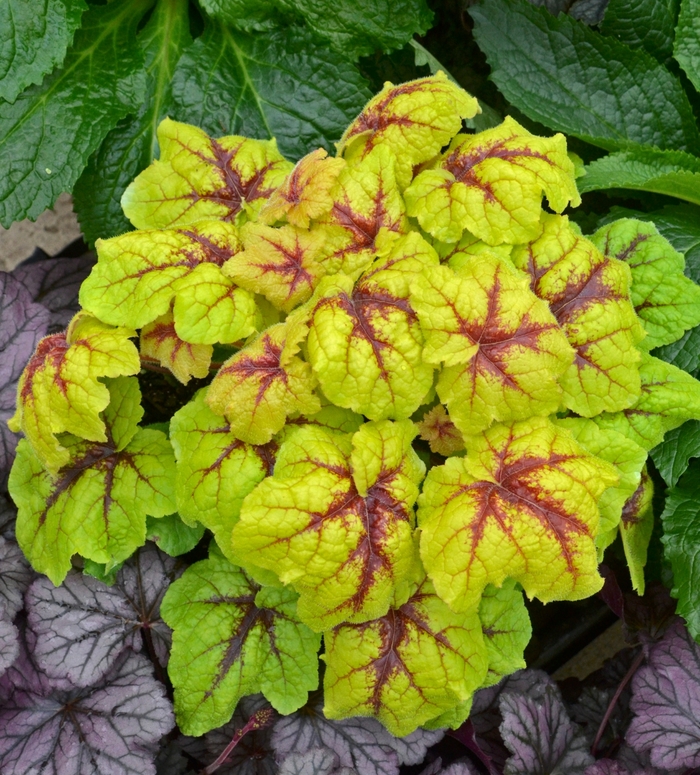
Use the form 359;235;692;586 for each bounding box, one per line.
416;405;464;456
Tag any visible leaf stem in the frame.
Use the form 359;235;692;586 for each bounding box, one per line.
591;648;645;756
201;708;276;775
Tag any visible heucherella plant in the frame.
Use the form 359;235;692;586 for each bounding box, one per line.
8;72;700;741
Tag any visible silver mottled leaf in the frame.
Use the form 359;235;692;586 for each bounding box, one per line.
0;535;35;617
279;746;357;775
0;611;18;679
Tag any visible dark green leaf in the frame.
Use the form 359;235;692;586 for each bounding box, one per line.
146;513;205;556
579;149;700;205
654;326;700;377
198;0;283;32
674;0;700;92
651;420;700;487
170;21;371;160
274;0;434;60
73;0;192;244
470;0;700;153
661;460;700;639
600;0;679;63
0;0;151;227
0;0;87;103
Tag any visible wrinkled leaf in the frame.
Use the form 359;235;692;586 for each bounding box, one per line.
279;746;358;775
650;420;700;487
674;0;700;93
600;0;678;63
416;404;463;456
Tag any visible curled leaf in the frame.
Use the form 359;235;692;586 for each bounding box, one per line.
619;466;654;594
140;310;213;384
405;117;580;245
418;417;617;612
122;117;292;229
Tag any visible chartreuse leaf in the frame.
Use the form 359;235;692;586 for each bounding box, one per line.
619;466;654;594
478;580;531;688
308;232;437;420
160;546;320;736
594;354;700;450
0;0;150;227
411;255;574;437
313;146;408;277
512;214;644;416
233;421;425;630
8;377;176;585
469;0;700;154
591;219;700;349
170;390;274;559
8;312;140;475
404;116;580;245
73;0;193;243
0;0;87;103
225;223;327;312
81;221;258;345
121;118;293;230
260;149;346;228
207;312;320;445
418;417;618;613
338;72;479;190
140;311;212;385
322;575;488;736
675;0;700;93
554;418;647;556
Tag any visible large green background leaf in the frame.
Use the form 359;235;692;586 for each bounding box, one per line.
674;0;700;92
600;0;679;63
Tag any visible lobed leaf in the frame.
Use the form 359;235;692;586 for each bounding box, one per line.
405;116;580;245
512;214;644;416
308;232;437;420
8;311;140;474
418;417;618;612
338;71;479;189
411;254;574;437
140;310;213;384
650;420;700;487
81;220;258;344
279;746;359;775
9;377;176;585
233;421;425;630
0;535;35;620
323;575;488;736
591;218;700;349
416;404;463;456
207;311;320;444
161;548;321;736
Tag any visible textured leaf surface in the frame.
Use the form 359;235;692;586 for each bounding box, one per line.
0;614;18;681
0;273;49;486
308;233;437;420
0;634;174;775
122;118;292;230
405;117;579;245
234;421;424;629
578;149;700;205
81;221;257;344
0;0;150;227
73;0;193;244
140;311;212;384
594;354;700;450
479;581;531;688
279;746;357;775
650;420;700;487
170;390;274;556
675;0;700;93
9;378;176;584
416;405;463;456
512;214;643;416
27;543;181;686
0;0;86;102
169;22;371;161
338;72;478;189
592;218;700;350
324;575;488;735
207;313;320;444
626;618;700;770
0;536;34;619
660;462;700;640
272;692;442;775
469;0;700;153
600;0;677;63
8;312;140;474
161;549;320;736
412;255;573;436
314;146;407;277
418;417;617;612
500;683;594;775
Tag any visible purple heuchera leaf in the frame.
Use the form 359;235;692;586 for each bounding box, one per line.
0;611;19;680
278;746;359;775
27;543;182;687
0;535;35;618
180;694;277;775
0;272;50;486
13;255;95;331
271;692;441;775
0;625;174;775
626;618;700;771
419;760;480;775
498;669;594;775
